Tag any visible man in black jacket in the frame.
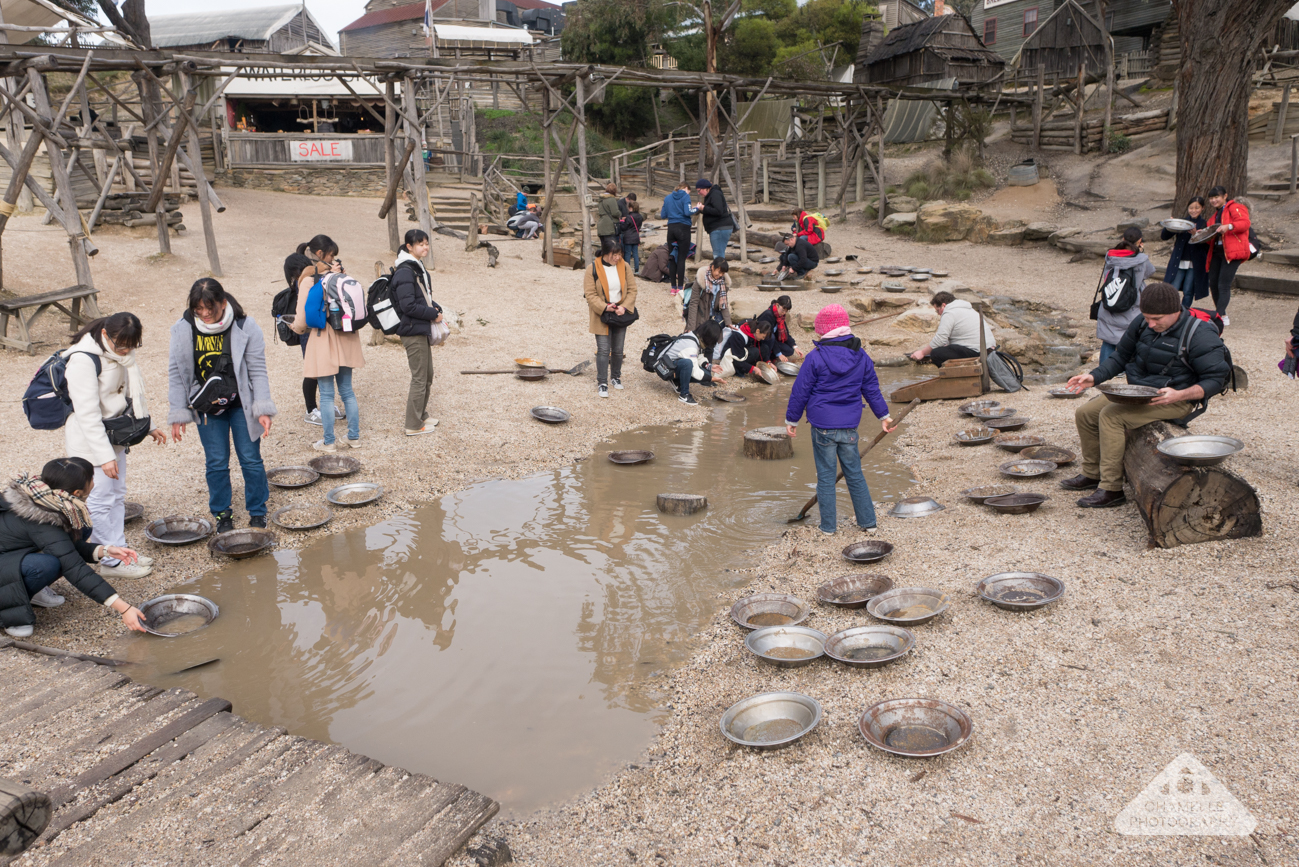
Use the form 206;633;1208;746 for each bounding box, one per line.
695;179;733;260
772;233;819;280
1062;283;1232;508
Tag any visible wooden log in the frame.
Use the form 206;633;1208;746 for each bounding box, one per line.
744;426;793;460
0;777;50;855
656;493;707;515
1122;421;1261;549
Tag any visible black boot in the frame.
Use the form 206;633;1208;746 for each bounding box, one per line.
1060;474;1100;490
1078;489;1126;508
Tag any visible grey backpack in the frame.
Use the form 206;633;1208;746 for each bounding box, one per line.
986;350;1024;393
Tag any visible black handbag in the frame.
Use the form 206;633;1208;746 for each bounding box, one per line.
103;397;152;447
601;307;640;327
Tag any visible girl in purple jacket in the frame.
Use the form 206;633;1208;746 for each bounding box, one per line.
785;305;895;534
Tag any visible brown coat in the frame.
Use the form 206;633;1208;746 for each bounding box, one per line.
583;259;638;335
685;272;732;331
291;275;366;377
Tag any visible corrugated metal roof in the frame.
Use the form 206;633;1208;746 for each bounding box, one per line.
341;0;432;33
150;5;311;47
434;23;534;44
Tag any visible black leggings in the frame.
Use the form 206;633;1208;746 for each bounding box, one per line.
300;337;318;412
666;223;692;288
1207;254;1242;315
931;344;980;367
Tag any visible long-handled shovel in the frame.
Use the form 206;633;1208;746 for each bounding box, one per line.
788;398;921;523
460;361;591;376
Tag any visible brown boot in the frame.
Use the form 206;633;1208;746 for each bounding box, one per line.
1060;474;1100;490
1077;488;1126;508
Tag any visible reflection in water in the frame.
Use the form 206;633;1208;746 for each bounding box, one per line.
113;379;912;814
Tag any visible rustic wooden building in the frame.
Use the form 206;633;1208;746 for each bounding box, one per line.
858;15;1005;89
149;4;335;54
877;0;930;30
339;0;561;58
969;0;1171;63
1018;0;1107;78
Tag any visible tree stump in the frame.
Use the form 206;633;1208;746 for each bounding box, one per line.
1123;421;1261;548
0;777;51;856
744;426;793;459
657;493;708;515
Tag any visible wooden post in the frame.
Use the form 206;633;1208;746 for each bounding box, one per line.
542;87;553;266
135;73;169;255
651;88;662;139
751;140;759;202
943;100;955;159
795;157;804;209
29;70;94;287
729;87;748;263
697;89;707;172
0;776;51;856
1276;83;1293;145
977;308;990;395
575;74;591;261
1166;78;1178;130
1103;35;1116;153
1290;133;1298;194
876;95;886;227
383;81;399;252
816;155;826;210
856;149;864;203
1033;65;1044;151
402;76;434;268
668;137;675;170
762;157;770;204
180;71;221;277
1074;63;1085;155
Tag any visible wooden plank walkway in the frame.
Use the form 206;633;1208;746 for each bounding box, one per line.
0;641;497;866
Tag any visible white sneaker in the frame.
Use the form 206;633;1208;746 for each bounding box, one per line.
405;424;437;436
1220;314;1230;327
136;555;154;568
611;378;623;390
305;408;323;426
4;625;33;638
860;526;877;535
344;438;362;449
31;587;64;607
598;385;609;399
312;440;337;453
100;562;153;580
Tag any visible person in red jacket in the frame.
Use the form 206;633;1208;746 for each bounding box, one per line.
1204;185;1251;327
791;209;825;246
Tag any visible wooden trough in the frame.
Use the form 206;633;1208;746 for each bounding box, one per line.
888;357;986;403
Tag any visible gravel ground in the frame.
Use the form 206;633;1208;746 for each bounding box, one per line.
4;182;1298;866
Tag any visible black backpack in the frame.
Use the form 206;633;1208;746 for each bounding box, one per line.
641;333;675;375
271;284;300;346
1099;264;1139;314
367;261;425;335
22;350;96;430
185;312;240;416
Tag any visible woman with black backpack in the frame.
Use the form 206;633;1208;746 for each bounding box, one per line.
1094;227;1156;364
62;312;165;581
167;279;276;534
391;229;442;437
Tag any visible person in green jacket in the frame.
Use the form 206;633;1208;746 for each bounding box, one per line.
596;183;623;251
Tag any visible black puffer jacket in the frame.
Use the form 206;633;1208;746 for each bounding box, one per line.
700;186;732;233
1091;311;1231;397
391;258;442;339
0;483;115;629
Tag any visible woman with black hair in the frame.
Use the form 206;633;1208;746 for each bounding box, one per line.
391;229;442;436
757;295;802;362
658;320;725;405
1160;197;1209;309
290;235;365;451
167;278;277;534
1204;185;1251;326
583;236;639;398
63;312;165;581
281;252;330;427
0;458;149;637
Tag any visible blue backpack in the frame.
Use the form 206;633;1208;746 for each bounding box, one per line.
304;278;328;330
22;350;100;430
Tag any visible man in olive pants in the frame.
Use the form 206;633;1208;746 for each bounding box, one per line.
1062;283;1231;508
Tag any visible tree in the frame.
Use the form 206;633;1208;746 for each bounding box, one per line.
561;0;665;138
1172;0;1292;212
719;17;780;76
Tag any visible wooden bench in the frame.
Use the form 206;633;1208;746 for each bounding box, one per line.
0;285;100;354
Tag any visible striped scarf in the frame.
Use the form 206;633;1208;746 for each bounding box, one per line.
14;473;92;531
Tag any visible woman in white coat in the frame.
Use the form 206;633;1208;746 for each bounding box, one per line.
63;313;166;579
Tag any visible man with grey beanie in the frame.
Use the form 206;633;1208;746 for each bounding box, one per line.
1062;282;1232;508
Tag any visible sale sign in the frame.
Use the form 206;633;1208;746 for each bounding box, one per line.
290;140;354;162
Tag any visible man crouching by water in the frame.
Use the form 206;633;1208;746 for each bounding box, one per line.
1061;282;1231;508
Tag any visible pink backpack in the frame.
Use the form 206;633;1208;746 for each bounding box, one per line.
321;273;368;332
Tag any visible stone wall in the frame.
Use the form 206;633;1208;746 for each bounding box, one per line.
221;167;389;197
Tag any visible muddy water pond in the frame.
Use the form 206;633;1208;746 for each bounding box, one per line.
114;380;912;815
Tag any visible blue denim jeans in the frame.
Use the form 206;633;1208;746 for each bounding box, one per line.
674;357;694;398
317;366;359;445
1169;266;1194;308
623;244;640;273
1099;342;1117;365
21;553;61;596
811;427;877;533
196;412;270;518
709;228;732;260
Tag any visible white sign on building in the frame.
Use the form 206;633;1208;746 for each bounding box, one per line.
289;140;354;162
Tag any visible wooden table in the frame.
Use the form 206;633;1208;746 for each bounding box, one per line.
0;285;100;354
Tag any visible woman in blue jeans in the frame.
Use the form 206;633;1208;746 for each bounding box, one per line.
168;279;277;535
785;304;895;534
0;458;147;638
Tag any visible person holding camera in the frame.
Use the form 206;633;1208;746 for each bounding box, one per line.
583;237;639;399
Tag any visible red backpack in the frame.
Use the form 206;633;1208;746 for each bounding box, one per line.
1186;307;1224;335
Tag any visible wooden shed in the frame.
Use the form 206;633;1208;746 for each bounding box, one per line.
859;15;1005;89
1017;1;1108;79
